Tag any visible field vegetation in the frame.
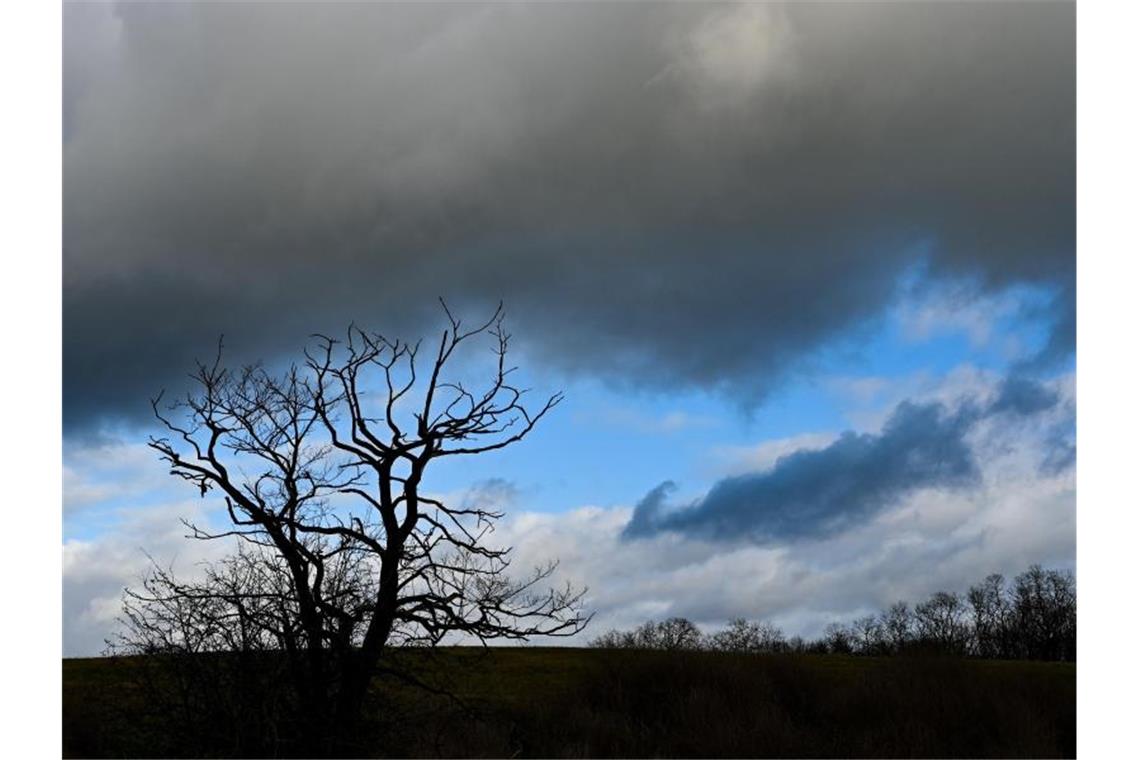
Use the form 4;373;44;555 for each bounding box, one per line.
64;647;1074;758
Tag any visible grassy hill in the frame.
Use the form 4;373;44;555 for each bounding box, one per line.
64;647;1075;758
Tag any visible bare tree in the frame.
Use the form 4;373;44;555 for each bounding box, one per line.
625;618;703;650
654;617;704;651
110;547;333;755
588;628;637;649
914;591;970;654
122;303;588;752
823;622;854;654
1011;565;1076;661
968;574;1011;659
851;615;886;655
879;601;914;654
590;618;705;651
707;618;786;654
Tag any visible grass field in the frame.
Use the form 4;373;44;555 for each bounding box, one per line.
63;647;1075;758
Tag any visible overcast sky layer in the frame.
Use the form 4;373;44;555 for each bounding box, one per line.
63;2;1074;656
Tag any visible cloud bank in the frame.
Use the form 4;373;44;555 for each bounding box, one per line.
64;1;1074;429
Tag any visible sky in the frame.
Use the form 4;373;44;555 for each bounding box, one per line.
62;1;1075;657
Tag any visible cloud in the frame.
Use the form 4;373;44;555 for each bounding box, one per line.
893;274;1057;358
63;1;1074;430
63;499;235;656
1014;283;1077;374
63;437;169;515
491;385;1074;641
989;375;1061;416
705;431;837;478
66;456;1076;655
658;2;798;103
458;477;521;513
624;374;1073;542
622;481;679;539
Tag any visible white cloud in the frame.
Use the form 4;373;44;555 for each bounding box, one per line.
63;437;170;514
63;498;234;656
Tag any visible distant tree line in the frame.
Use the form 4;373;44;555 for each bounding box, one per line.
591;564;1075;661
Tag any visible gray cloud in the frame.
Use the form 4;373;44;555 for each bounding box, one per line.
624;376;1071;542
64;2;1074;429
989;375;1061;417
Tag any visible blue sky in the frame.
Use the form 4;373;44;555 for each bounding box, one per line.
63;271;1060;533
425;277;1060;514
62;2;1074;656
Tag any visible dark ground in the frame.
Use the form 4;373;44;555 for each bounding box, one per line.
63;647;1075;758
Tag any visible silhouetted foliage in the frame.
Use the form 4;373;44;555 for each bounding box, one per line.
851;615;887;655
969;574;1012;659
914;591;971;654
880;601;915;654
707;618;787;654
820;622;853;654
1010;564;1077;661
589;564;1075;662
108;304;588;756
589;617;703;651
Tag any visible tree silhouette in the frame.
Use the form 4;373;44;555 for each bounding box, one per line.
823;622;855;654
586;563;1074;663
707;618;786;654
914;591;970;654
879;601;914;654
115;303;588;754
968;574;1011;658
1011;565;1076;661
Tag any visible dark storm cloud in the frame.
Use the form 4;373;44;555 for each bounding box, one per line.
63;2;1074;429
623;377;1071;542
